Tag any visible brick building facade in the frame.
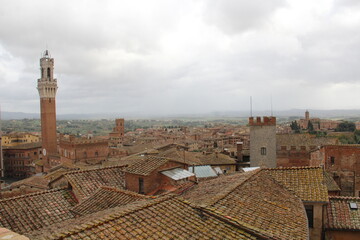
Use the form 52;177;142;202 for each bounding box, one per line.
3;142;42;178
59;135;109;165
310;145;360;196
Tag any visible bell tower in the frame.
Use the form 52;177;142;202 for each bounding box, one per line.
37;50;58;160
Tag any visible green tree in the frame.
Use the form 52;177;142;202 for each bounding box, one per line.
290;121;301;133
336;121;356;132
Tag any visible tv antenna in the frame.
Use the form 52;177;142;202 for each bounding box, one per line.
250;96;253;117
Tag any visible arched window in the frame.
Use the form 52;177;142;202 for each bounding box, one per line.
41;68;44;78
47;67;51;78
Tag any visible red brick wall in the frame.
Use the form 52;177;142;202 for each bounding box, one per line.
40;98;57;156
125;161;187;194
3;147;41;178
311;145;360;196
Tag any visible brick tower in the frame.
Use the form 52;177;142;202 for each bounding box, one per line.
249;116;277;168
37;50;58;160
109;118;125;148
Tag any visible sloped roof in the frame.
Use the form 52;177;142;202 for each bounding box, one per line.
182;170;259;206
36;196;257;240
326;196;360;230
71;186;150;216
64;166;126;201
188;165;218;178
124;156;183;176
323;171;341;192
161;168;195;180
265;166;329;202
182;170;309;240
0;188;77;235
10;175;49;190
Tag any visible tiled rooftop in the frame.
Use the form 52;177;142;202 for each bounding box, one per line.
182;170;258;206
183;170;308;239
323;171;341;192
124;156;175;176
10;175;49;190
64;166;126;201
265;166;329;202
0;188;77;235
71;186;150;216
36;196;258;240
326;196;360;230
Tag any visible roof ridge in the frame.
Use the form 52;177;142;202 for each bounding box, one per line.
329;196;360;200
50;195;175;239
64;165;126;175
0;187;68;202
265;166;322;170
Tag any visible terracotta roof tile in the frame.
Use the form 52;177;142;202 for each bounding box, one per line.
64;166;126;201
183;170;308;240
323;171;341;192
71;186;150;216
0;188;77;235
182;170;258;206
37;196;258;240
124;156;171;176
265;166;329;202
327;196;360;230
10;176;49;190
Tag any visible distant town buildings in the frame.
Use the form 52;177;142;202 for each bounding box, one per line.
298;110;340;131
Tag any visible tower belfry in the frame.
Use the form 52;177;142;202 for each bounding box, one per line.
37;50;58;162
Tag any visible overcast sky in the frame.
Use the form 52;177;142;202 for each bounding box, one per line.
0;0;360;116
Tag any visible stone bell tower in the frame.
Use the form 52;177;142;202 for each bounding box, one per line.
37;50;58;160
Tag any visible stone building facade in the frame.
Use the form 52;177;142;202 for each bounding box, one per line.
249;116;277;168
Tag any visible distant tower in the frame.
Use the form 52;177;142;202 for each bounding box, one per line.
305;110;309;121
249;116;277;168
109;118;125;148
37;50;58;160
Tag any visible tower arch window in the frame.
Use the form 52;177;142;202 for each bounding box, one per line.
47;67;51;78
41;68;44;78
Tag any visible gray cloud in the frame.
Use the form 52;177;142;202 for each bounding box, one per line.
0;0;360;116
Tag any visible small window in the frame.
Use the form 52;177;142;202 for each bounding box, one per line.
300;146;306;151
349;202;358;210
281;146;286;151
261;147;267;155
291;146;296;151
330;156;335;165
139;178;144;194
305;205;314;228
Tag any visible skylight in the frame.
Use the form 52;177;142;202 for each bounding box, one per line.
349;202;358;210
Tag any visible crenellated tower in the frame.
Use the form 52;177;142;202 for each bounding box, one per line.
37;50;58;160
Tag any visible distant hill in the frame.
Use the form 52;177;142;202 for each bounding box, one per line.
2;109;360;120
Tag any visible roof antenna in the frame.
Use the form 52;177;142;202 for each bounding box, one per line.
250;96;253;117
270;95;273;116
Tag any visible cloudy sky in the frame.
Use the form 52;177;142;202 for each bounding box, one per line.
0;0;360;116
